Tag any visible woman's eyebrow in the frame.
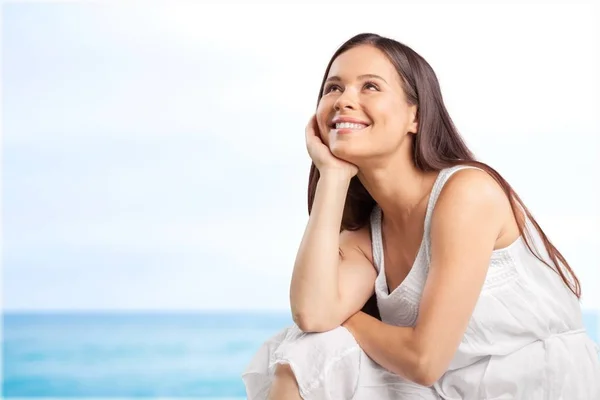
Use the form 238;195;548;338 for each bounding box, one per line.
325;74;388;84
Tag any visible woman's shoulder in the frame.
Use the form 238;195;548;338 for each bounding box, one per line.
434;166;513;229
441;166;508;203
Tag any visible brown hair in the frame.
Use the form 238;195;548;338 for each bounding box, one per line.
307;33;581;318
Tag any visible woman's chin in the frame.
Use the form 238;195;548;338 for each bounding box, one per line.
330;146;361;165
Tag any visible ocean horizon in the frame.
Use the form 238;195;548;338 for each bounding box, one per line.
3;309;599;398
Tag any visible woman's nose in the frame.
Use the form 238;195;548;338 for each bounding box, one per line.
334;91;358;111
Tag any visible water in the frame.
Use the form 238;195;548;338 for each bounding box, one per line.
3;310;598;397
2;311;292;398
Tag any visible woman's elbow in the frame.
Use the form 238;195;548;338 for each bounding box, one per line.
411;370;439;387
409;354;443;387
292;310;339;333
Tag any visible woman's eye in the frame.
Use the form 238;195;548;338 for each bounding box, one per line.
324;82;379;94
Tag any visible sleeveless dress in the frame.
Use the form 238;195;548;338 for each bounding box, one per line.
242;165;600;400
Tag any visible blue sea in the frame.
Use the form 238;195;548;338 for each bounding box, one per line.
2;311;599;398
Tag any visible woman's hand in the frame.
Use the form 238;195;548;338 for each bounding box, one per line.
305;114;358;179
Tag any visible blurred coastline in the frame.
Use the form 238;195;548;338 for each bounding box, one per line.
2;309;599;398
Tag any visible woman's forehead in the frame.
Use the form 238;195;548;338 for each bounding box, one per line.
328;46;398;84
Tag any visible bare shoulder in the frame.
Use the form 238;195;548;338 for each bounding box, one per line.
439;167;509;209
433;167;511;231
339;223;374;265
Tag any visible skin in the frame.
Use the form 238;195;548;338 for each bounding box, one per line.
269;44;522;398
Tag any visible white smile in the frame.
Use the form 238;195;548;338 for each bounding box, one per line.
335;122;369;130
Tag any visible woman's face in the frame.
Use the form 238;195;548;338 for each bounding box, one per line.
316;45;418;164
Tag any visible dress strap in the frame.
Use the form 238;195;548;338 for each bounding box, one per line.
369;205;384;273
370;164;483;270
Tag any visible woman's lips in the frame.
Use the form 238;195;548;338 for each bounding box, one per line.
331;125;370;134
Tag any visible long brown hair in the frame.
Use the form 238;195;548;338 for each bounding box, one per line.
307;33;581;318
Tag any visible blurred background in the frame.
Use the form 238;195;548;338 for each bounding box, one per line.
1;1;599;398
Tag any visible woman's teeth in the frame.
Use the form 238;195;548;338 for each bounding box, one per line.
335;122;369;129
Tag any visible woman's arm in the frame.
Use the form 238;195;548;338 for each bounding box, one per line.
290;172;377;333
343;169;508;386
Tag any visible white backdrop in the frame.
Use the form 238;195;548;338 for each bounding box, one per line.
2;2;598;312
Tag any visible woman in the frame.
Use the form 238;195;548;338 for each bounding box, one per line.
241;33;600;399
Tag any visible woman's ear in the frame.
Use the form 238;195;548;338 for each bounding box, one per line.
408;105;418;135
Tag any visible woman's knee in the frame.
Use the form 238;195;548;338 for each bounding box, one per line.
273;363;295;379
269;325;361;399
269;363;302;400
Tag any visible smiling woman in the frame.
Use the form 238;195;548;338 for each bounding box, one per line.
241;32;600;399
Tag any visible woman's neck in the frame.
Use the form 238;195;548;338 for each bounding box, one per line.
357;149;438;230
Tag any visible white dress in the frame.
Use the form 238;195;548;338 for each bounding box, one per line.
242;165;600;400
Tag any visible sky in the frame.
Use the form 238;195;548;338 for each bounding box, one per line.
1;2;599;311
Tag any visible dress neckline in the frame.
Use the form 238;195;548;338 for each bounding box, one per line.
373;168;446;297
